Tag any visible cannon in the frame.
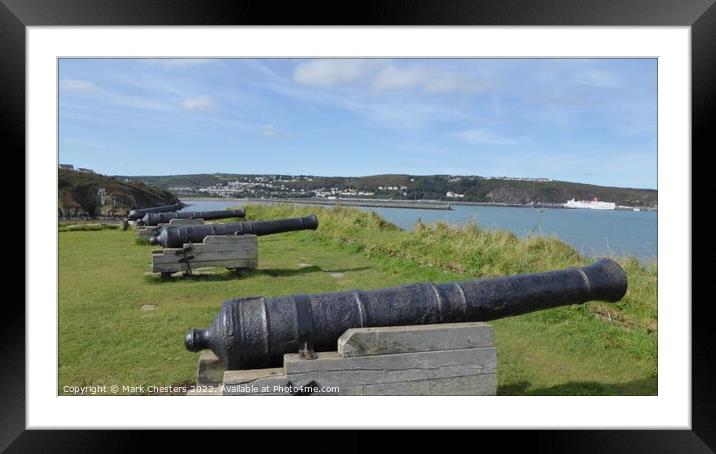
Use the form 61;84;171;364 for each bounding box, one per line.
185;258;628;370
149;215;319;248
127;202;185;220
139;208;246;226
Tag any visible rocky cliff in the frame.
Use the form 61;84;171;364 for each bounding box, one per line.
58;169;179;218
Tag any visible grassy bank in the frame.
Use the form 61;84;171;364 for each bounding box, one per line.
58;204;657;395
59;221;120;232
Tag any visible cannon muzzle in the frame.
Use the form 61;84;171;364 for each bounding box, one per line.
151;214;319;248
141;208;246;226
185;258;628;370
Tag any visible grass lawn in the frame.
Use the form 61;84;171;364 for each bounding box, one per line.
58;204;657;395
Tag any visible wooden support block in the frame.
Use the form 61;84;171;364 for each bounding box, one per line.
338;322;494;357
218;323;497;396
284;348;496;387
337;373;497;396
151;249;257;265
178;243;258;254
153;259;258;274
203;235;249;244
186;351;226;395
151;234;258;274
195;350;224;386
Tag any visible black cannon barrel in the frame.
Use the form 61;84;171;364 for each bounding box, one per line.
150;214;319;248
140;208;246;226
127;202;185;220
185;258;628;370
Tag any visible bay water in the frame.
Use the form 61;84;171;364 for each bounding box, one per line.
182;199;657;262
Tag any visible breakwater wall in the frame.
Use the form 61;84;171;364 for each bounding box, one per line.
269;198;452;211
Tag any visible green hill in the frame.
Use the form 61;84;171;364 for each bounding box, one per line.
124;173;658;208
58;169;179;218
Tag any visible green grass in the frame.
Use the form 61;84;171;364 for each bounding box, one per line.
59;222;121;232
59;204;657;395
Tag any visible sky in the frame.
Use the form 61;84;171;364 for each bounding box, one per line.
59;58;657;189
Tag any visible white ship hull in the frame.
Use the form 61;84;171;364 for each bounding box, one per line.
564;199;616;210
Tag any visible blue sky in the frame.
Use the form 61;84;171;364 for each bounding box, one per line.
59;58;657;189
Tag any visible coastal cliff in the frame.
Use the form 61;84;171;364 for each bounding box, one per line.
58;169;179;218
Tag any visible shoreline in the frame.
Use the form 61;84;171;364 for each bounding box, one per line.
183;197;452;210
181;197;656;212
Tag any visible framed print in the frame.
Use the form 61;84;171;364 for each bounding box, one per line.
4;0;712;450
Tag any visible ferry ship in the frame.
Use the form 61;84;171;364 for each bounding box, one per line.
564;196;616;210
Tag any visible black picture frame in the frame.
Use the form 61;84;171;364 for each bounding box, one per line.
4;0;711;451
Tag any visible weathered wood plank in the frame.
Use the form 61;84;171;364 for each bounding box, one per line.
284;347;497;384
152;258;258;273
223;368;287;385
222;371;496;396
151;235;258;272
220;348;496;395
338;322;494;357
210;323;498;396
151;249;257;265
336;373;497;396
196;351;224;386
152;247;182;254
222;377;292;396
203;234;257;244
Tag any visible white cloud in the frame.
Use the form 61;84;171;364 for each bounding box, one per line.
450;129;519;145
263;77;469;129
62;80;172;111
62;79;95;91
181;95;214;112
292;60;494;93
61;78;177;112
260;60;480;129
373;66;427;90
575;69;623;88
293;60;379;86
373;65;491;94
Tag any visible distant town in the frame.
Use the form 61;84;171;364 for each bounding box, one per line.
168;175;552;200
60;165;658;210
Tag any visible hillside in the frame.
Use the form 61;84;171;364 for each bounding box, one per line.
122;173;658;208
58;169;179;218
